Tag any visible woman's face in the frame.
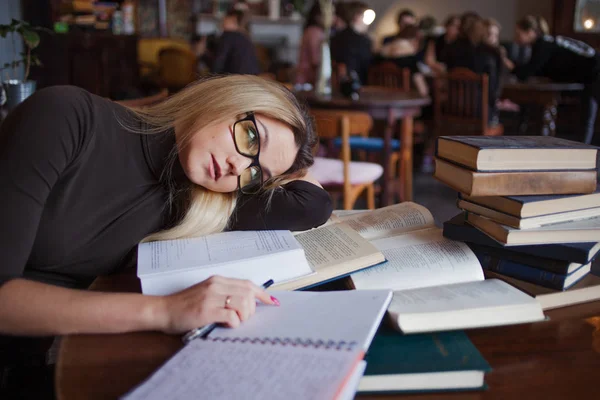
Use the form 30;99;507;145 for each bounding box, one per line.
514;27;536;45
176;114;299;193
446;19;460;41
486;25;500;46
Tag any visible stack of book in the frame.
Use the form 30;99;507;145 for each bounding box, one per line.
434;135;600;307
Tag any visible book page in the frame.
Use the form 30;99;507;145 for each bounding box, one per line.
122;339;362;400
351;228;484;291
210;290;392;351
388;279;540;315
138;230;301;276
337;202;435;240
294;222;382;272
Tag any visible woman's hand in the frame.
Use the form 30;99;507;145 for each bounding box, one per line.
158;276;277;334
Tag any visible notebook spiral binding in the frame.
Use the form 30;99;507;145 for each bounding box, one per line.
205;337;358;351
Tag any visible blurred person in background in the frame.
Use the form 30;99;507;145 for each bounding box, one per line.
424;14;460;74
381;9;417;46
331;1;372;84
296;2;325;87
212;9;260;75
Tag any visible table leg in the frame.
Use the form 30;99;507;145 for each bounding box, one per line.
381;108;396;207
542;98;558;136
400;116;414;202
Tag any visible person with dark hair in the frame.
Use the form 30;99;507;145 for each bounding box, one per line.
503;15;600;144
381;8;417;46
211;10;260;75
296;2;325;86
444;16;503;125
330;1;372;84
376;25;429;96
424;14;460;73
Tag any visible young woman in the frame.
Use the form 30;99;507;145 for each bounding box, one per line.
505;15;600;144
0;76;331;394
424;15;460;74
295;3;325;87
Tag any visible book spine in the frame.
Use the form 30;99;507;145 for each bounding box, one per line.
477;256;569;290
442;220;592;264
470;170;597;196
467;243;573;274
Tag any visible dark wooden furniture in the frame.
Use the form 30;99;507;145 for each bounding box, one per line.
433;68;504;137
501;79;584;137
56;272;600;400
298;88;430;206
368;63;411;91
28;32;140;99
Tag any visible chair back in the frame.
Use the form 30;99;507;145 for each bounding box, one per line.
311;109;374;196
433;67;489;134
367;62;411;91
158;47;197;91
115;89;169;108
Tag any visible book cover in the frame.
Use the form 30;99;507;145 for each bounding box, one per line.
359;327;490;393
443;213;600;264
439;136;597;150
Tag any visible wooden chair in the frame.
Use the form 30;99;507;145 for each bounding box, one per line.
115;89;169;108
367;62;411;91
157;47;197;92
309;109;383;210
433;68;504;136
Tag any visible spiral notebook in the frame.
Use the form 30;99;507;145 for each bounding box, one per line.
122;290;392;400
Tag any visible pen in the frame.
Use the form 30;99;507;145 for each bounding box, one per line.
182;279;275;344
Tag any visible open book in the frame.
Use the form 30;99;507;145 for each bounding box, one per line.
336;203;544;333
122;290;392;400
138;224;384;296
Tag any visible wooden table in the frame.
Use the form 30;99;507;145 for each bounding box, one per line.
297;88;430;206
56;272;600;400
501;80;584;137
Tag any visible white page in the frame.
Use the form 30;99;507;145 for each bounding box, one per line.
294;222;382;272
337;202;435;240
209;290;392;351
333;209;369;218
137;230;302;276
389;279;540;314
122;339;361;400
351;228;484;291
504;214;600;232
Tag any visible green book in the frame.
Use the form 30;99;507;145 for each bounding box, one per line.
358;327;491;394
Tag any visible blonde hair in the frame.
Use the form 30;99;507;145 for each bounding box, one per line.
125;75;316;242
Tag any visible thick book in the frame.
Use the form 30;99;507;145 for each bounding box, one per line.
123;290;392;400
358;327;491;394
443;213;600;264
333;204;544;333
434;158;597;196
457;198;600;229
475;251;592;290
138;224;385;295
387;279;544;333
467;243;585;275
436;136;598;172
484;270;600;310
460;190;600;218
467;212;600;246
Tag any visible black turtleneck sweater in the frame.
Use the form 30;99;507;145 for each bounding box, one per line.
0;86;332;290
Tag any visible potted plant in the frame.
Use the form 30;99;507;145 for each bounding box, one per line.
0;19;47;110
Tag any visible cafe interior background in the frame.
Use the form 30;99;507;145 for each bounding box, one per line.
1;0;600;219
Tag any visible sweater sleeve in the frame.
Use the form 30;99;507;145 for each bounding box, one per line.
229;181;333;231
0;86;93;287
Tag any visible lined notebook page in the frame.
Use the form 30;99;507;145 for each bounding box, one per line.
209;290;392;351
122;339;362;400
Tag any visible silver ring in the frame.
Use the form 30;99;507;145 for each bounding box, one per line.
225;295;232;308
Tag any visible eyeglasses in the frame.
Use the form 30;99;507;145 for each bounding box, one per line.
232;112;263;194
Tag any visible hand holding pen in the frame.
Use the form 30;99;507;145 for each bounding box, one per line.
182;278;277;344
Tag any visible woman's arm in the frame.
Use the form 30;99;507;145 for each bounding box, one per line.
230;178;333;231
0;276;274;336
